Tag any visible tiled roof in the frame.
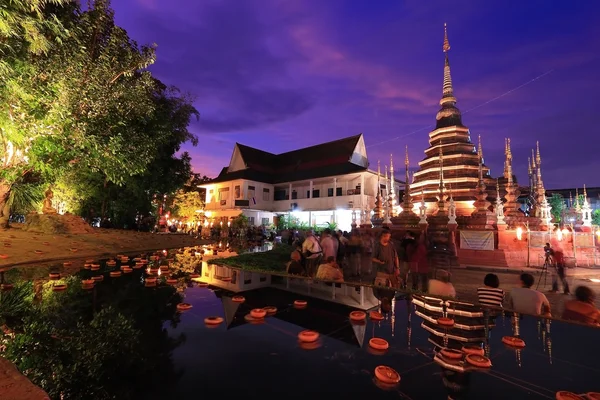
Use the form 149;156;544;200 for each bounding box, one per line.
209;135;367;184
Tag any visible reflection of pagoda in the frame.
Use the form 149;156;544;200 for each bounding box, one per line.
411;24;493;216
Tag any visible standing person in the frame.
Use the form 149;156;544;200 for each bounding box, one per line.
372;230;400;288
347;229;363;277
320;229;337;261
409;234;429;292
301;230;322;277
477;273;505;307
550;246;570;294
508;273;551;316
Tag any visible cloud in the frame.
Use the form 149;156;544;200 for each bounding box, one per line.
121;1;315;133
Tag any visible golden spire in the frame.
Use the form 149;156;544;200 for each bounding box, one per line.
443;23;451;52
404;145;409;167
404;146;410;188
477;134;483;159
531;149;536;169
584;184;588;199
536;141;541;167
527;156;532;175
377;160;381;177
440;23;456;106
506;138;512;157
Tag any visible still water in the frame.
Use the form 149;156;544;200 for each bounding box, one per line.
1;249;598;399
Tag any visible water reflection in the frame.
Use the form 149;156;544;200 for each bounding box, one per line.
1;248;599;399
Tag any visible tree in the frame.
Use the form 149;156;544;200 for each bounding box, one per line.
171;190;204;222
548;193;565;223
0;1;199;227
593;209;600;226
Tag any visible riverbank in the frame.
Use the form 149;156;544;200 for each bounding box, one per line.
0;224;208;269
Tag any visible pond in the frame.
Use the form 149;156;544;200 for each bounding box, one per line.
0;248;598;399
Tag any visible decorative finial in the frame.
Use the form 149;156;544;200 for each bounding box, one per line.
404;145;409;166
536;141;541;166
528;157;532;175
584;184;588;198
377;160;381;176
531;149;536;168
477;134;483;159
390;153;394;170
496;178;501;197
506;138;512;156
443;23;451;53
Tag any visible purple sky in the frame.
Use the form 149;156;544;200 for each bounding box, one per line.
113;0;600;189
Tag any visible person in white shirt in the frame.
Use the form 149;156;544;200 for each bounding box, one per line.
508;273;551;316
428;270;456;298
301;230;322;277
316;256;344;282
320;228;337;261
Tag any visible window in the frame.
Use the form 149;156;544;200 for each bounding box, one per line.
261;217;269;226
262;188;270;201
234;185;241;199
248;185;255;200
209;189;214;202
336;187;342;196
218;187;229;201
248;217;255;225
274;190;287;201
312;189;320;198
327;188;334;197
291;190;297;200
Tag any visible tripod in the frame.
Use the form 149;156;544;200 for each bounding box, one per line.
536;254;553;290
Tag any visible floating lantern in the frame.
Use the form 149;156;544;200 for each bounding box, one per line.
298;330;319;343
91;276;104;282
440;348;463;360
298;340;321;351
145;278;157;287
204;316;224;325
349;311;367;322
34;250;43;254
244;314;265;325
110;271;122;278
462;345;485;356
106;260;116;267
149;268;159;275
49;273;61;280
465;354;492;368
502;336;526;348
52;284;67;292
232;295;245;303
176;303;193;312
70;248;78;252
122;267;132;274
555;392;584;400
293;300;307;309
63;262;72;267
166;278;177;285
91;264;100;270
369;311;384;321
369;338;389;351
263;306;277;315
374;366;400;385
250;309;267;319
437;317;455;327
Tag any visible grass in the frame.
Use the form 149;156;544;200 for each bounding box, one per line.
210;244;292;273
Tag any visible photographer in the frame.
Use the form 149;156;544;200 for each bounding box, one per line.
547;242;570;295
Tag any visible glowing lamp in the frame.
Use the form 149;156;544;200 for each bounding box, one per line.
204;221;208;227
561;228;569;237
596;230;600;239
227;221;231;227
516;227;523;241
556;229;563;241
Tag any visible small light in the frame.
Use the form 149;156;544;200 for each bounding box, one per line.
589;278;600;283
516;227;523;241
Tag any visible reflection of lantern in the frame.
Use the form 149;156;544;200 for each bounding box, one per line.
516;227;523;241
227;221;231;227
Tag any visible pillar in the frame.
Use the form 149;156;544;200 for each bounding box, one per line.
309;180;313;199
288;183;292;200
360;173;365;208
333;177;337;198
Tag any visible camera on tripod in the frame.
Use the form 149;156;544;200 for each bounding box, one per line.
543;242;554;263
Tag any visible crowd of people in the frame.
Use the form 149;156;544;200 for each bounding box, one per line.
283;228;600;327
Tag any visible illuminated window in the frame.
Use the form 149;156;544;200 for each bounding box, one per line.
248;185;255;200
218;187;229;201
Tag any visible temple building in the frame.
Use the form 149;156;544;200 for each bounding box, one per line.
410;24;494;216
199;134;403;231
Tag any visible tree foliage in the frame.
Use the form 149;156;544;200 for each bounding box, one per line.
0;0;201;227
548;193;565;223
